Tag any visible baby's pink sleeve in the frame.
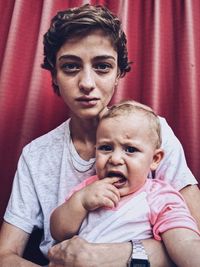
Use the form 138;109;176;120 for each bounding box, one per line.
66;175;98;201
147;179;199;240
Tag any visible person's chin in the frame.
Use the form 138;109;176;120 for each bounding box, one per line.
78;110;101;120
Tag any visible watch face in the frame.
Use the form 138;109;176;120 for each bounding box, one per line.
131;258;150;267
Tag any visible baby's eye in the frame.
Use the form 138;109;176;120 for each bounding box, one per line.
97;145;112;151
125;146;138;153
94;63;112;73
61;63;80;73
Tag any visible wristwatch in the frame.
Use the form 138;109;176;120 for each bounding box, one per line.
127;240;150;267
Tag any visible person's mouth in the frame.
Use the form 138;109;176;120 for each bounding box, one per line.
76;97;100;107
107;171;127;188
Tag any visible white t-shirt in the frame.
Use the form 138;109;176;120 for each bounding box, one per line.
4;117;197;257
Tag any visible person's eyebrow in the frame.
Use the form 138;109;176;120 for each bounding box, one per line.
93;55;116;61
58;55;81;61
58;55;116;61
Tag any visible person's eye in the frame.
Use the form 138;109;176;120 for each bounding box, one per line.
125;146;138;154
94;63;112;73
97;145;112;151
61;63;80;73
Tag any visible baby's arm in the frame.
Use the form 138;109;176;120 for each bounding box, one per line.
50;177;120;242
162;228;200;267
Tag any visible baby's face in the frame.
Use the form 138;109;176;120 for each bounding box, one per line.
95;114;159;196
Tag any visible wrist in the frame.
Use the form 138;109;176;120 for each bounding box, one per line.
127;240;150;267
71;191;88;215
89;242;133;267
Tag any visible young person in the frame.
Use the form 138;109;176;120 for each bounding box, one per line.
50;101;200;267
0;4;200;267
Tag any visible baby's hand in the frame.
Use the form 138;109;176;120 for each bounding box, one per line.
79;177;121;211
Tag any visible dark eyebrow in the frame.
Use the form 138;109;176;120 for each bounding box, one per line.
58;55;116;62
93;55;116;61
58;55;81;62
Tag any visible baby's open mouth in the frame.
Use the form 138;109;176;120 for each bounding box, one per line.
107;171;127;188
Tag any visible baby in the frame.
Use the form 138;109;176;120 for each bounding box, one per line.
50;100;200;267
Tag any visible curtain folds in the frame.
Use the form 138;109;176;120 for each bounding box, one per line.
0;0;200;222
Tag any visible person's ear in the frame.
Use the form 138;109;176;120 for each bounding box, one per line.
53;75;58;86
114;78;119;88
150;149;164;171
114;69;121;87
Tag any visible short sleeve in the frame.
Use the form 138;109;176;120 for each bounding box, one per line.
156;117;197;190
147;180;199;241
4;148;43;233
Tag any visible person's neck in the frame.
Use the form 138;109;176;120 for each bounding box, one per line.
69;115;98;160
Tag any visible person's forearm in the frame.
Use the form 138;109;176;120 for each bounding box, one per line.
142;239;175;267
162;229;200;267
48;236;175;267
167;239;200;267
48;237;132;267
180;185;200;230
0;253;41;267
90;242;172;267
50;193;87;241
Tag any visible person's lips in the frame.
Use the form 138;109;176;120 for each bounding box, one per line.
76;97;100;107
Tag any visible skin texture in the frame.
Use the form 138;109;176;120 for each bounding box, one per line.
161;228;200;267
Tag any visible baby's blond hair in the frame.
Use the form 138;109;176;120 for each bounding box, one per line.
100;100;162;149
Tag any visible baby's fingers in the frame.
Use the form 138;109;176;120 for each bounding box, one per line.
102;196;117;209
104;177;121;184
102;189;120;207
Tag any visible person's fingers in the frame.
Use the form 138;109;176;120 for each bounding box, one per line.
101;197;116;208
48;242;64;262
101;189;120;207
103;178;121;199
103;177;121;183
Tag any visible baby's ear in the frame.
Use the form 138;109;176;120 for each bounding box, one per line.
150;149;164;171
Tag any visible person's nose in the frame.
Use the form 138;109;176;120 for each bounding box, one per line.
79;66;95;93
108;150;124;165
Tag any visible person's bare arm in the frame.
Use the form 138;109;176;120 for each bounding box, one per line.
50;192;88;242
48;236;174;267
0;222;41;267
50;177;120;242
162;228;200;267
180;184;200;229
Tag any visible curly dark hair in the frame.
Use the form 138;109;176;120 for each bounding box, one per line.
41;4;131;95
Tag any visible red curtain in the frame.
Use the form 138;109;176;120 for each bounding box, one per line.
0;0;200;223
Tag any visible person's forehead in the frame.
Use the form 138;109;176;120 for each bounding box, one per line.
64;28;113;45
56;30;117;61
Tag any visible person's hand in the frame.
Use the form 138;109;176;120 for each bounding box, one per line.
48;236;95;267
48;235;132;267
79;177;121;211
